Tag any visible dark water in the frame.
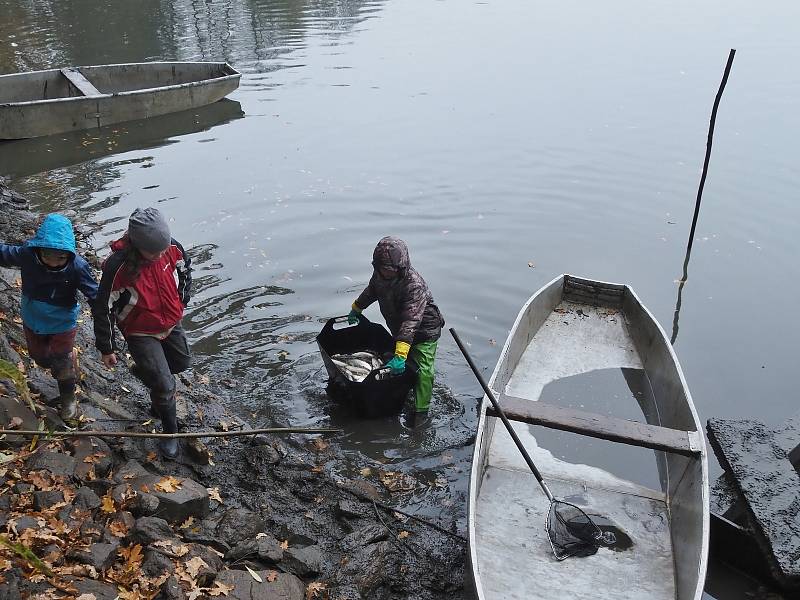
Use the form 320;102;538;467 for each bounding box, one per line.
2;1;799;597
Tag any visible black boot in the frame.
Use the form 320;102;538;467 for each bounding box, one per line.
158;401;179;460
57;379;78;421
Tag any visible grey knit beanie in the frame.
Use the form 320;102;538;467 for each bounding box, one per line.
128;207;171;253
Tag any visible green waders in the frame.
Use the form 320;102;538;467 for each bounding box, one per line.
409;340;438;412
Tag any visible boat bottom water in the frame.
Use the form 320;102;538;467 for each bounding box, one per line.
477;425;675;600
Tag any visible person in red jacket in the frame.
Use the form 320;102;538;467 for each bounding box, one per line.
92;208;192;459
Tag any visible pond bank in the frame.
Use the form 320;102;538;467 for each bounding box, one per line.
0;178;466;600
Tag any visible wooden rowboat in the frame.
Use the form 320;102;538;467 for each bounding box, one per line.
469;274;708;600
0;62;240;139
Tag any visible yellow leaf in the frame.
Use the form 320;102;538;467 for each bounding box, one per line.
146;451;157;462
279;539;289;550
187;590;204;600
101;491;116;513
397;530;410;539
154;476;182;493
207;487;223;503
109;520;129;538
179;516;195;529
245;565;263;582
359;467;372;477
140;484;150;493
305;581;328;599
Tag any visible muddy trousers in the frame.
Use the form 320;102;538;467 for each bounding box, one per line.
124;325;191;429
23;326;78;397
409;340;437;412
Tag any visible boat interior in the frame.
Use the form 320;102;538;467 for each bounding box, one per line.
0;63;237;104
473;276;705;600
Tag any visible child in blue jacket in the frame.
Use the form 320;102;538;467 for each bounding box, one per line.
0;214;98;419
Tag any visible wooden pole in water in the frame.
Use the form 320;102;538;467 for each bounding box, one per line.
671;48;736;344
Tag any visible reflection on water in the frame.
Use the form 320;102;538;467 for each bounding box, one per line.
533;368;665;490
0;99;244;178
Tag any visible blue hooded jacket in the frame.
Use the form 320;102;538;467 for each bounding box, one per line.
0;214;98;334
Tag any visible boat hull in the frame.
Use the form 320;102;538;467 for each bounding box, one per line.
468;274;708;600
0;62;240;139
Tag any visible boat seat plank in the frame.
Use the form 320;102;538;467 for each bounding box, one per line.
487;393;702;456
60;68;101;97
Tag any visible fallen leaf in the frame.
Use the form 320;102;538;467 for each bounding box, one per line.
76;594;97;600
140;484;150;493
146;451;157;462
311;438;328;452
83;452;107;464
245;565;263;582
185;556;209;578
359;467;372;477
7;416;23;430
266;570;278;582
179;516;195;529
187;590;204;600
101;491;115;513
397;530;411;539
305;581;328;599
155;476;182;493
109;520;129;538
197;374;210;385
120;385;131;393
280;539;289;550
209;580;235;596
207;487;223;503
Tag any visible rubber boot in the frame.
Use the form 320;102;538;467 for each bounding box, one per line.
58;380;78;421
158;401;179;460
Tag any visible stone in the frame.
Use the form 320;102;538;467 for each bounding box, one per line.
707;418;800;588
129;474;210;523
83;478;115;498
281;544;322;578
105;511;136;541
40;544;63;567
12;482;33;494
68;436;113;480
73;486;102;511
13;515;40;533
66;541;119;571
130;492;160;516
25;450;76;478
159;576;186;600
341;524;389;551
70;578;120;600
32;489;65;510
329;585;362;600
214;569;305;600
87;391;138;421
130;516;176;546
79;520;105;543
143;548;175;578
225;533;283;564
113;459;151;483
216;507;265;547
345;541;395;596
336;499;370;520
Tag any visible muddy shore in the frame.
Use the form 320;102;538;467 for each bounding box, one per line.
0;178;467;600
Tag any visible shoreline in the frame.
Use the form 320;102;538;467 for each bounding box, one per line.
0;178;466;600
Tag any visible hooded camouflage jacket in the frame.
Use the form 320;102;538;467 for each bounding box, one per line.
355;237;444;345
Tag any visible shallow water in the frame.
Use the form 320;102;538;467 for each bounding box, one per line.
2;1;799;597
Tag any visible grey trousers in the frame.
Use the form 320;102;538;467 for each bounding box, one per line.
125;324;191;414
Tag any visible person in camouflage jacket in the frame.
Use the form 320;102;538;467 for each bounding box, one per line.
349;236;444;412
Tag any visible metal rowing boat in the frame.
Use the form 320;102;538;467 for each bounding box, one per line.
0;62;240;139
469;274;708;599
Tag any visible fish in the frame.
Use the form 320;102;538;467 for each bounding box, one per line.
331;350;385;383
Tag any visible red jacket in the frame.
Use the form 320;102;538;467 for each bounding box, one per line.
92;236;192;354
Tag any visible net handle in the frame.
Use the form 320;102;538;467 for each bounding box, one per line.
450;328;554;503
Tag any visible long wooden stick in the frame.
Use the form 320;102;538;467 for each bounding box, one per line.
0;427;341;439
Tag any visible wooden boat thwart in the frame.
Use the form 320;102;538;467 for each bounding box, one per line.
469;274;708;600
0;62;241;139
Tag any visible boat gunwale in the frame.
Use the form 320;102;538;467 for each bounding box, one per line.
467;273;709;600
0;62;241;107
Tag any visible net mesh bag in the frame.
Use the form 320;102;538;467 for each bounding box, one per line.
546;500;617;560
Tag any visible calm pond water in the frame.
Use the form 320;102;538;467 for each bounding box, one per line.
2;1;799;597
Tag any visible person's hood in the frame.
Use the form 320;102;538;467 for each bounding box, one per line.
26;214;76;255
110;235;131;253
372;236;410;271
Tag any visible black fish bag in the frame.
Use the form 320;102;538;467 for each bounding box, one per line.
317;315;418;418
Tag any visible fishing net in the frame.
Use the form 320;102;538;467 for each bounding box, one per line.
546;500;617;560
